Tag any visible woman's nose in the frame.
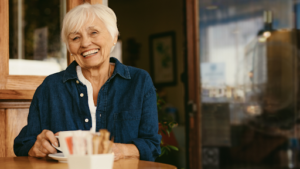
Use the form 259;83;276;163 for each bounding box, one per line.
81;36;92;48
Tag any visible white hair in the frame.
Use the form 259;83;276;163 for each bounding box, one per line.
61;3;119;50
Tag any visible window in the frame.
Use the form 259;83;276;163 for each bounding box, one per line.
9;0;67;76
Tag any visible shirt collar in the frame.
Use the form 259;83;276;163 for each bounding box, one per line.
109;57;131;80
63;57;131;83
63;60;78;83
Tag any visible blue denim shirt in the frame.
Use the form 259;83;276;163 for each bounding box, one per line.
14;57;161;161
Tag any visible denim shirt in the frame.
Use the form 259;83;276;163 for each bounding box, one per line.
14;57;161;161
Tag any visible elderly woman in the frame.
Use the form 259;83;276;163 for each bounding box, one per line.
14;3;161;161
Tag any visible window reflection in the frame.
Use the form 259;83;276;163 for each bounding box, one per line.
9;0;67;75
200;0;299;168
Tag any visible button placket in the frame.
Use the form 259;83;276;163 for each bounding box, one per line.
102;84;107;128
75;80;90;130
97;84;107;129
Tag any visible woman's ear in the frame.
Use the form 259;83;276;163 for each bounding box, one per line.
113;35;118;45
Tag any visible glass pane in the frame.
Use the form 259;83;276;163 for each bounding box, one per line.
9;0;67;75
199;0;299;168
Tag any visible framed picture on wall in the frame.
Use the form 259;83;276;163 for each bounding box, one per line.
149;31;177;87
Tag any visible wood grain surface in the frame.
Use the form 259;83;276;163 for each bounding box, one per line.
0;109;6;157
0;157;177;169
88;0;103;4
186;0;202;168
0;0;9;89
67;0;84;11
0;90;35;100
6;76;45;90
5;109;29;157
0;102;31;109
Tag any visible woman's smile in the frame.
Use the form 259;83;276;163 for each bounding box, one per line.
68;17;117;69
81;48;100;58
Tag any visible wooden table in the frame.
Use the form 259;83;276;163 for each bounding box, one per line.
0;157;177;169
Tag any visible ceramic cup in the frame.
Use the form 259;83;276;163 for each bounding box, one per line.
52;131;74;156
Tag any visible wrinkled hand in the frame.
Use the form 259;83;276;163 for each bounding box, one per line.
112;143;140;161
112;143;125;161
28;130;58;157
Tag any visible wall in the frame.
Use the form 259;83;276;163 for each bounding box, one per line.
0;102;30;157
110;0;186;125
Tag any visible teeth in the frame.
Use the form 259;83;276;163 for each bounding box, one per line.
82;49;99;57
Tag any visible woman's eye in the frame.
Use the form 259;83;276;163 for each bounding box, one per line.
92;31;97;35
72;37;79;41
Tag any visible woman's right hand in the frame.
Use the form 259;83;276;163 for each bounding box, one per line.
28;129;58;157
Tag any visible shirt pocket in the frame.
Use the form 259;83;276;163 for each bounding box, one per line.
113;110;141;143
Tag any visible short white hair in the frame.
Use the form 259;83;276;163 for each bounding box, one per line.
61;3;119;50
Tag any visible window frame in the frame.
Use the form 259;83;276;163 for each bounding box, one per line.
0;0;102;100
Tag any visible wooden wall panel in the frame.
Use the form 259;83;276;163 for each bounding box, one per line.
5;109;29;157
0;90;35;100
0;109;6;157
0;102;31;109
6;76;44;90
88;0;103;4
0;0;9;89
67;0;84;11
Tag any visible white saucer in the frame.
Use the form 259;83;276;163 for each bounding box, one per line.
48;153;67;163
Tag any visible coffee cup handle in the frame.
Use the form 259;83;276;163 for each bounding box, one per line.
52;136;62;152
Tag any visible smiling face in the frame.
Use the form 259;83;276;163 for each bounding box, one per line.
68;17;117;69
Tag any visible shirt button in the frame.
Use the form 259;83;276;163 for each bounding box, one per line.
85;118;89;122
80;93;84;97
100;114;101;117
76;80;79;84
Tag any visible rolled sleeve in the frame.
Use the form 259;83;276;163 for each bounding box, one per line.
14;132;36;156
131;78;162;161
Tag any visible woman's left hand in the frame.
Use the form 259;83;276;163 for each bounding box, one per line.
112;143;140;161
112;143;125;161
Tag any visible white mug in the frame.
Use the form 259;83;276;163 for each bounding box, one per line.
52;130;91;156
52;131;74;156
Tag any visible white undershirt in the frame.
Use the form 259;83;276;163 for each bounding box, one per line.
76;65;97;132
76;63;115;132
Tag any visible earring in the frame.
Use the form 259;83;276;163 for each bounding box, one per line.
71;54;73;56
113;43;116;46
